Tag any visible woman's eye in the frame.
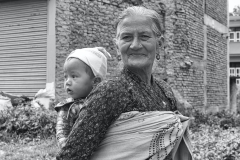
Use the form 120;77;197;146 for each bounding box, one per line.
141;35;150;40
121;36;132;41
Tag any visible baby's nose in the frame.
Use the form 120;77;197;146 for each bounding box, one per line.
66;78;72;85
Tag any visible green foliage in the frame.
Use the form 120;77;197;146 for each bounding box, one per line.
189;109;240;132
0;101;57;142
189;109;240;159
191;125;240;160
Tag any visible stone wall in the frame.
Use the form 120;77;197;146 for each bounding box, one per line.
55;0;228;111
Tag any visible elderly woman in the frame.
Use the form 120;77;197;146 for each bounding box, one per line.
56;6;193;160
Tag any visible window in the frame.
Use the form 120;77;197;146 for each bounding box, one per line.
229;31;240;42
230;32;234;39
230;68;236;77
237;32;240;42
236;68;240;77
236;79;240;86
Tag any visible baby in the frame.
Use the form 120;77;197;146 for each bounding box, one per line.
54;47;111;148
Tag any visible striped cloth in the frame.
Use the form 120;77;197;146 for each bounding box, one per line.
90;111;193;160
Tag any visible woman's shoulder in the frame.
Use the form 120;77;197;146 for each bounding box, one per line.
88;77;130;101
97;77;129;92
154;78;175;97
154;78;173;92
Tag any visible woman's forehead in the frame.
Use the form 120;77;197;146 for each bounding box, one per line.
117;15;154;34
119;15;153;26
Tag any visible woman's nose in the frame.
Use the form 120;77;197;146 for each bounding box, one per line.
130;37;142;49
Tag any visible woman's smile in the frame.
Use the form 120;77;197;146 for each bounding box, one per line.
129;53;146;56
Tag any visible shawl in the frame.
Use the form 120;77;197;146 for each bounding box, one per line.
90;111;193;160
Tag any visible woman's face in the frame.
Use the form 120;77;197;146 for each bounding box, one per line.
116;15;158;71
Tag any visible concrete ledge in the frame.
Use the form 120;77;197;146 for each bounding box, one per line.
204;14;228;34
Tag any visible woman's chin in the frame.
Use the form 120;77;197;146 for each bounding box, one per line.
126;61;152;70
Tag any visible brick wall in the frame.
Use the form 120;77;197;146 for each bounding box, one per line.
206;26;228;110
171;0;205;108
55;0;228;111
205;0;227;26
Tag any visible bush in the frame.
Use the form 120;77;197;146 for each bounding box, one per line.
0;101;57;142
189;109;240;159
189;109;240;132
191;124;240;160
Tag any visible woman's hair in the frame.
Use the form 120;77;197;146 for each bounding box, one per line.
114;6;163;38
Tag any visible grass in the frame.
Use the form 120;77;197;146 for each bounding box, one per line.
0;137;59;160
1;126;240;160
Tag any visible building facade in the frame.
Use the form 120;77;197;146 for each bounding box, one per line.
229;16;240;112
0;0;229;112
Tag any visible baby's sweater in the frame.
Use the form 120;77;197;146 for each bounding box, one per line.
54;98;85;148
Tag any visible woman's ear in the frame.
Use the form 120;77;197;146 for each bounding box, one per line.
156;42;160;53
113;38;119;49
157;36;164;47
113;38;117;44
113;38;121;59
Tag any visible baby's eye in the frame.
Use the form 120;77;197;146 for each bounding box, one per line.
72;75;77;79
64;74;67;80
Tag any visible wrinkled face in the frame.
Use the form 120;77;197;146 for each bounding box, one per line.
64;58;94;99
116;15;158;71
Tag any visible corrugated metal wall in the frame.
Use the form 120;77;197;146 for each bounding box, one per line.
0;0;47;97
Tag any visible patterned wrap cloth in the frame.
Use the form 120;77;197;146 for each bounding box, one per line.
90;111;193;160
56;68;191;160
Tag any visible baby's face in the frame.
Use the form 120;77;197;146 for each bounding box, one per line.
63;58;94;99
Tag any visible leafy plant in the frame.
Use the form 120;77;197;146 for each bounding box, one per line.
189;109;240;159
0;101;57;142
